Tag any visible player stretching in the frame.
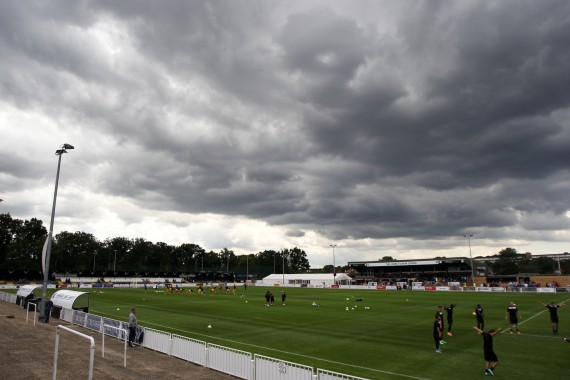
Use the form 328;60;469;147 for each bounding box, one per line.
474;326;501;376
538;301;566;335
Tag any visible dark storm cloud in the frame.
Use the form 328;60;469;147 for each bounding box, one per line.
2;0;570;255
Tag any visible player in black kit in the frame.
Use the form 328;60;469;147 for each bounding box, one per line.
474;326;501;376
435;306;446;344
475;304;485;330
538;301;566;335
433;314;443;353
444;303;456;336
505;302;522;334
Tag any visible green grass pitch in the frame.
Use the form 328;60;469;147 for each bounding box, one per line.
36;287;570;379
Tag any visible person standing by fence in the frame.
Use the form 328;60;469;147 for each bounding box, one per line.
128;308;138;347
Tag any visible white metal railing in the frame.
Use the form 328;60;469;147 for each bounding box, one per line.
26;302;37;325
207;343;253;379
254;354;314;380
102;324;128;367
317;369;369;380
53;325;95;380
171;334;207;365
0;291;17;303
142;327;172;354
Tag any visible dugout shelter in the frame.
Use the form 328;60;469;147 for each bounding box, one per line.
50;289;91;313
15;284;42;307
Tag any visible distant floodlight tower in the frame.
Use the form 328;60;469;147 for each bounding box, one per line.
40;143;74;322
282;249;288;284
330;244;337;286
463;234;475;286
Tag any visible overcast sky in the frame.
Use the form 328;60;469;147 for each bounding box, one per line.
1;0;570;268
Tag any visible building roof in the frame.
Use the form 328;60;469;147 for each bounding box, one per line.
348;257;469;267
262;273;352;281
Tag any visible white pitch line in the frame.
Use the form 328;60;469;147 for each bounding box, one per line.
508;332;567;340
143;320;430;380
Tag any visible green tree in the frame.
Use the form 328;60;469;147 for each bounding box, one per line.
7;218;47;273
287;247;310;273
491;258;518;275
532;256;557;274
172;243;206;273
51;231;100;274
100;237;134;274
0;213;22;272
498;247;518;258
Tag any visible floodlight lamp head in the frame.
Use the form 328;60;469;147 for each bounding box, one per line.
55;143;75;155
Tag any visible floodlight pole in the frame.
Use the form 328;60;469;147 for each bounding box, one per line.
113;250;117;272
463;234;475;286
330;244;337;286
282;249;287;285
40;144;74;322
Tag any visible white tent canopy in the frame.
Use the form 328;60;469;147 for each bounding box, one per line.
260;273;353;286
51;289;90;311
16;284;42;298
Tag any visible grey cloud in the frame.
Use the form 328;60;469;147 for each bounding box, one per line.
1;1;570;258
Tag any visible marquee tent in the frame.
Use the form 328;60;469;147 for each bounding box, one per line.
259;273;353;286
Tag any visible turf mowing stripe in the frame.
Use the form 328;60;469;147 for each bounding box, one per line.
144;320;430;380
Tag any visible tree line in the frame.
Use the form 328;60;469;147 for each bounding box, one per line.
478;247;570;276
0;213;310;280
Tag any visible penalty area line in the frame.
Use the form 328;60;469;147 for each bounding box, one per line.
143;320;430;380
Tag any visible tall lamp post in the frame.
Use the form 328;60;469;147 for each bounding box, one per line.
463;234;475;287
40;143;74;322
282;249;288;285
330;244;337;286
113;250;117;273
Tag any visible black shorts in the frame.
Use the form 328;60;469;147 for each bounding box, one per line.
551;317;559;323
484;350;498;362
509;318;518;324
